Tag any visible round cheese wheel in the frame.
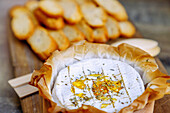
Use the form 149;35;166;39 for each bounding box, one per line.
53;58;144;112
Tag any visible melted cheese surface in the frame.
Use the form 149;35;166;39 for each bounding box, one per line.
53;59;144;112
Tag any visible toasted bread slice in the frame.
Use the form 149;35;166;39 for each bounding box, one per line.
10;5;39;26
25;0;39;12
39;0;63;18
58;0;82;24
27;26;58;60
105;16;120;39
76;20;94;42
74;0;93;5
81;2;107;27
94;0;128;21
34;9;64;30
119;21;136;38
11;14;34;40
63;25;85;42
93;26;108;43
48;30;70;51
10;5;27;17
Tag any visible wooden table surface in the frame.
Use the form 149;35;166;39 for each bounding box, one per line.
0;0;170;113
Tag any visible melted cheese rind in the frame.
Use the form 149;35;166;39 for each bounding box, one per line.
53;59;144;112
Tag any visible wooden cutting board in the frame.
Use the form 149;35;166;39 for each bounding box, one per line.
7;17;170;113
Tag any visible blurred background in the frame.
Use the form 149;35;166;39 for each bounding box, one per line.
0;0;170;112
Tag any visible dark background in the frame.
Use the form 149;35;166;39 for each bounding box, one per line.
0;0;170;112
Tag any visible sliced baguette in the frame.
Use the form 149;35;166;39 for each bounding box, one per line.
48;30;70;51
34;9;64;30
94;0;128;21
11;14;34;40
10;5;39;26
39;0;63;18
119;21;136;38
74;0;93;5
63;25;85;42
10;5;28;17
93;26;108;43
58;0;82;24
25;0;39;12
105;16;120;39
81;2;107;27
27;26;58;60
76;20;94;42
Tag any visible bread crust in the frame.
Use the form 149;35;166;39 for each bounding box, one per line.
27;26;58;60
58;0;82;24
30;41;170;112
39;0;63;18
25;0;39;12
94;0;128;21
93;26;108;43
10;5;39;26
74;0;93;5
119;21;136;38
48;30;70;51
11;15;34;40
105;16;120;39
9;5;26;18
34;9;64;30
81;2;107;27
76;20;94;42
63;25;85;42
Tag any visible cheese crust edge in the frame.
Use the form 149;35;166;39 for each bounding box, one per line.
30;40;170;113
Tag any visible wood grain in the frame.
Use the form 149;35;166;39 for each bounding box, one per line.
8;16;43;112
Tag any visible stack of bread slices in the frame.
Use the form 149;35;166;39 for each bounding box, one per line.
10;0;136;60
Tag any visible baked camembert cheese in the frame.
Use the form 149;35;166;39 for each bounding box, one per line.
30;41;170;113
53;59;144;112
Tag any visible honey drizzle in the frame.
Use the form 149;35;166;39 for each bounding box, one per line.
101;68;115;108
